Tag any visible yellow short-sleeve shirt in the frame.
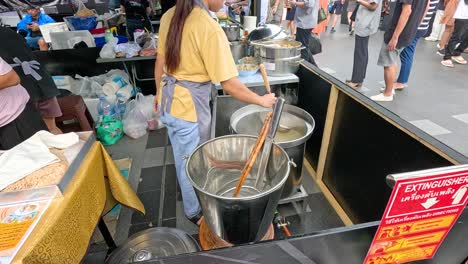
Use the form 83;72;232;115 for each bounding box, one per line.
157;6;238;122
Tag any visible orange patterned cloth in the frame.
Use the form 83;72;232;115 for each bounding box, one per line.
12;142;145;264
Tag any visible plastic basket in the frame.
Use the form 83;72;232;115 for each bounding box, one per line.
64;16;98;31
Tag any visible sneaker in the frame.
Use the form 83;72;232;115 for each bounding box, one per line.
330;28;336;33
379;88;396;95
437;43;441;49
425;36;438;42
452;56;467;64
441;60;454;67
371;93;393;102
437;49;445;56
349;29;354;36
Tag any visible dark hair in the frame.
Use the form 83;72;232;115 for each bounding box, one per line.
165;0;195;73
26;5;38;11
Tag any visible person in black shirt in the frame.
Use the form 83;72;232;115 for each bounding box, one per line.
121;0;153;40
371;0;429;102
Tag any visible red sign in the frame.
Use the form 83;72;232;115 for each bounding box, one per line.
364;167;468;264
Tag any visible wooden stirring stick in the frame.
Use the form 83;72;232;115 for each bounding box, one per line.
259;64;271;94
233;112;272;197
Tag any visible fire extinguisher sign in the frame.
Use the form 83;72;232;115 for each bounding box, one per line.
364;165;468;264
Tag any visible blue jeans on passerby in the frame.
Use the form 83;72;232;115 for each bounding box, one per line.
25;36;42;49
160;113;201;218
397;29;427;84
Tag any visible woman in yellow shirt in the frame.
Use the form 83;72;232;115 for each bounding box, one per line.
155;0;276;225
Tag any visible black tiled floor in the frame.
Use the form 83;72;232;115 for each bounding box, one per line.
146;128;170;149
163;165;177;219
132;189;161;224
137;166;163;193
129;222;154;236
162;218;177;228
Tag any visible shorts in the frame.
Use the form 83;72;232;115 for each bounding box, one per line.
25;36;43;49
0;102;47;150
347;0;358;12
286;6;296;21
377;41;404;67
331;1;343;15
33;97;62;118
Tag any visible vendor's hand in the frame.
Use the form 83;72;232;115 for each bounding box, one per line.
387;37;398;51
258;93;277;108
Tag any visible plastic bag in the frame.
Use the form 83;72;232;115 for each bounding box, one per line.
73;75;103;98
96;116;124;145
135;93;161;131
99;37;118;59
123;98;148;139
75;0;95;17
115;42;141;58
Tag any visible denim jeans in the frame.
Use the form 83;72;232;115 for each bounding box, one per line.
25;36;42;48
160;113;201;218
397;29;427;84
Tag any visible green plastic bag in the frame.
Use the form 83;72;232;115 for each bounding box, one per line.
96;116;124;145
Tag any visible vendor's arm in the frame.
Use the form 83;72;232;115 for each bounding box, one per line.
0;58;20;90
357;0;378;10
222;78;276;107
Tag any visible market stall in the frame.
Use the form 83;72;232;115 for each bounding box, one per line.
4;8;466;262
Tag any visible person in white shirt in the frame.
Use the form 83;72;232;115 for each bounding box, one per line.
441;0;468;67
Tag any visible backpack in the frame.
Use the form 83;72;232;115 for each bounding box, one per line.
382;0;391;16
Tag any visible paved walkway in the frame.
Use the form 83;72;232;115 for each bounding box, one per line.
314;25;468;157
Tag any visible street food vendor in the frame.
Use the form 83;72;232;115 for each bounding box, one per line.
17;6;55;51
0;56;47;150
155;0;276;225
120;0;153;40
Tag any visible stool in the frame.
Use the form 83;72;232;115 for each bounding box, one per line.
56;95;94;132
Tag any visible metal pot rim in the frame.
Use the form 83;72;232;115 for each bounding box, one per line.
230;104;315;147
185;135;291;201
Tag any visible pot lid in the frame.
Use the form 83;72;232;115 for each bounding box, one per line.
106;228;200;263
231;105;310;144
247;24;284;42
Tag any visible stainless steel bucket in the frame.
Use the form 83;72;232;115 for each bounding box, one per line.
186;135;291;244
229;41;247;62
230;105;315;197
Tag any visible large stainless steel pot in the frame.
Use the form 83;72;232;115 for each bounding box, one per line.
260;55;304;76
255;40;305;60
222;23;240;42
229;41;247;62
186;135;290;244
230;105;315;197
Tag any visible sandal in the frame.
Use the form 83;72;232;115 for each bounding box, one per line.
345;80;362;89
441;60;454;68
452;56;467;65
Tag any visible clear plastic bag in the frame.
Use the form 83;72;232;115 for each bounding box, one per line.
99;37;118;59
123;98;148;139
115;42;141;58
135;93;161;131
75;0;95;17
